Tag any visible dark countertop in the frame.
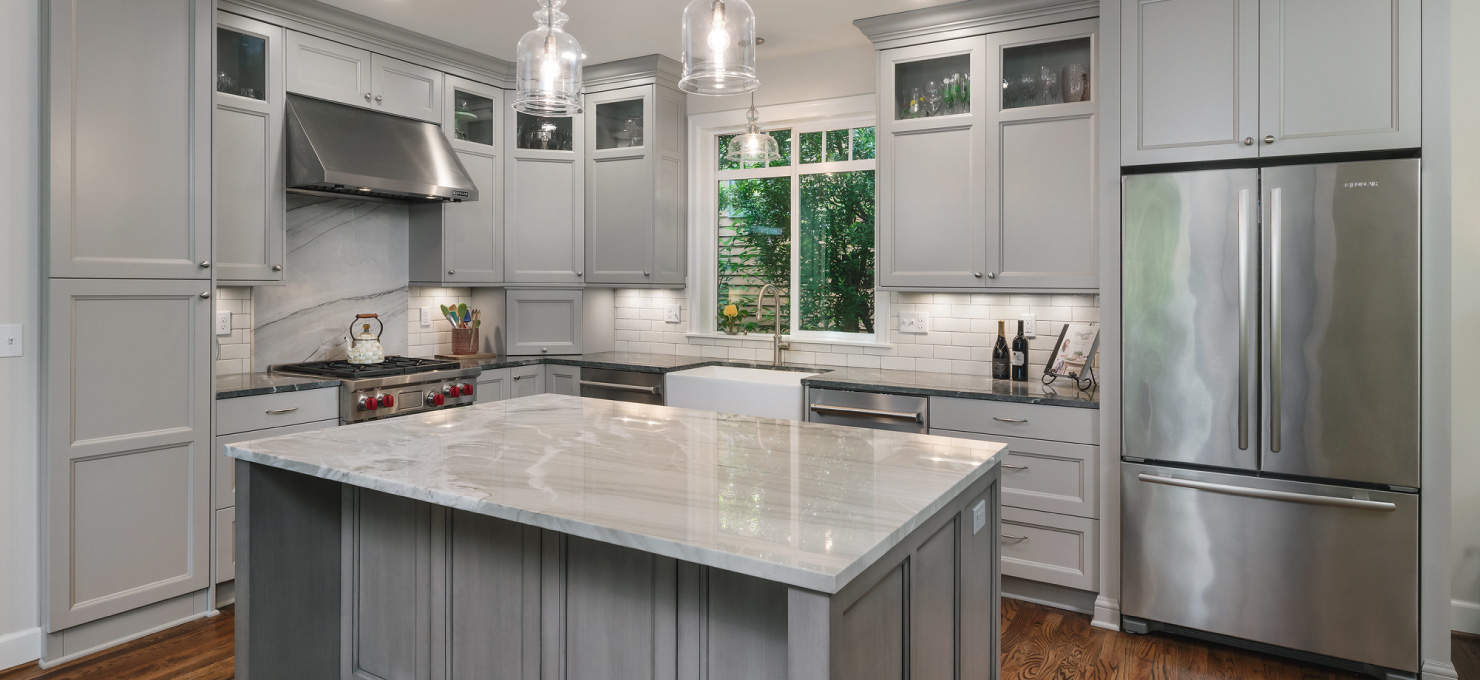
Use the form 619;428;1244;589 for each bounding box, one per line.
215;372;342;400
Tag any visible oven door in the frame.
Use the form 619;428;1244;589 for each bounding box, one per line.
579;368;665;405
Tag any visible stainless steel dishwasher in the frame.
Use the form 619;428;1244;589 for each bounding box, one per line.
805;387;927;433
578;367;665;405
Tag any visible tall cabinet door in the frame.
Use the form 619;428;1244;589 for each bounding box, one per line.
1120;0;1259;165
284;30;372;108
1257;0;1420;156
46;0;212;279
506;111;585;284
45;279;212;630
985;19;1099;290
878;36;989;289
440;77;503;284
215;11;286;283
585;86;655;285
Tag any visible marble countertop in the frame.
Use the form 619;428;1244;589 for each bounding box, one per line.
800;367;1100;409
226;394;1005;593
216;371;342;399
458;351;714;374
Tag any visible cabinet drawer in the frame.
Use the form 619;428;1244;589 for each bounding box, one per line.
216;388;339;435
215;419;337;510
929;397;1098;444
931;431;1098;518
999;507;1097;590
215;507;235;584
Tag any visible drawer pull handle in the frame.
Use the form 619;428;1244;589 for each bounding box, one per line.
808;404;922;423
1136;474;1398;512
1001;463;1029;471
580;379;661;395
265;407;299;415
1000;533;1029;544
992;416;1028;424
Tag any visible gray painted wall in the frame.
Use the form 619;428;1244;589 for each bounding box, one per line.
1452;0;1480;637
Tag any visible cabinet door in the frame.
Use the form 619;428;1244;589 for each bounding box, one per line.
215;11;286;283
475;368;511;403
1258;0;1420;156
444;75;500;155
442;151;502;284
585;87;655;285
215;508;236;584
47;0;211;279
345;489;435;680
284;30;371;108
545;365;581;396
986;20;1099;290
506;111;585;284
878;37;989;288
506;290;583;356
46;279;212;629
371;53;442;123
1121;0;1259;165
509;364;545;398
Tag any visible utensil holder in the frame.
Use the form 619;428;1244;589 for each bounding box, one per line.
451;327;479;355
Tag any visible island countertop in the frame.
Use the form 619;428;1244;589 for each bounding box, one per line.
226;393;1005;593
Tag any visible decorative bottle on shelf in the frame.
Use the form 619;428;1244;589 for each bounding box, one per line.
1011;320;1029;382
992;320;1011;380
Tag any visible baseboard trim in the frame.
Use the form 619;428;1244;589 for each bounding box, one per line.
1452;598;1480;635
0;627;41;671
40;610;208;669
1421;658;1459;679
1001;576;1097;615
1091;595;1121;631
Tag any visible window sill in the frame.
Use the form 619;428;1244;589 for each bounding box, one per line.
684;331;893;349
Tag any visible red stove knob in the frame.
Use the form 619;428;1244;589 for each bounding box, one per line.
433;393;445;406
461;383;475;395
378;393;394;408
447;384;461;397
364;395;378;411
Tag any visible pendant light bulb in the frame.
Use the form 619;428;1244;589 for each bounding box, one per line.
680;0;758;95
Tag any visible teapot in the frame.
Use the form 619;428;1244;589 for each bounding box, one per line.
346;313;385;365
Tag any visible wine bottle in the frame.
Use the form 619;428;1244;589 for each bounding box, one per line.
992;320;1011;379
1011;320;1029;382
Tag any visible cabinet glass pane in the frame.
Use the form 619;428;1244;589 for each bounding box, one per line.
453;89;495;146
594;99;644;150
894;54;970;120
216;27;266;100
516;112;573;151
1001;37;1091;109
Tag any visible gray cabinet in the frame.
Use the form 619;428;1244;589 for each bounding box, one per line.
509;364;545;398
215;11;286;283
46;0;212;279
505;290;584;356
44;278;213;629
583;84;686;286
369;53;442;123
505;111;585;284
410;76;503;285
1122;0;1420;164
545;365;581;396
284;31;442;123
344;489;437;680
475;367;511;403
877;36;989;289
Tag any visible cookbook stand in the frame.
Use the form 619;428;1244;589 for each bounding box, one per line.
1040;324;1099;392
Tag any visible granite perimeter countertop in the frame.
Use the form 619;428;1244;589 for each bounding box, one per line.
216;372;342;399
226;394;1006;593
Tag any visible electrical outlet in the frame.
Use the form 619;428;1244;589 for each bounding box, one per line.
421;307;434;328
898;311;928;334
1018;312;1037;338
663;304;682;324
215;312;233;336
0;324;20;358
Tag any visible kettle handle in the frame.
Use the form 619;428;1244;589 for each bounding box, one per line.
347;315;385;344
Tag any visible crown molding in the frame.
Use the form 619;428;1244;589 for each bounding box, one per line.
855;0;1098;50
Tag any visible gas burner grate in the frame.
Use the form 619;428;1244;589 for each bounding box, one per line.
277;356;460;379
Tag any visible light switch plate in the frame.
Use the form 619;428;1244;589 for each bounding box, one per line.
0;324;20;357
972;500;986;535
1018;312;1037;338
663;304;682;324
898;311;928;334
215;312;233;336
421;307;434;328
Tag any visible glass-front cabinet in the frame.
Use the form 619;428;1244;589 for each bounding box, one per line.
892;52;972;121
999;35;1092;111
214;11;286;283
505;97;584;284
515;112;574;152
593;97;646;150
410;75;503;285
450;85;496;148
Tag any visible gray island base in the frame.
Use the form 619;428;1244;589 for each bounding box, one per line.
228;394;1005;679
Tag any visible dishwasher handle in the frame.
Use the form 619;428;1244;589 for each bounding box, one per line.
808;403;923;423
580;379;662;396
1136;473;1397;512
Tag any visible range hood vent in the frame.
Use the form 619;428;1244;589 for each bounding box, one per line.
285;94;477;203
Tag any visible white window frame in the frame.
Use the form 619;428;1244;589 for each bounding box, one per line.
687;94;886;345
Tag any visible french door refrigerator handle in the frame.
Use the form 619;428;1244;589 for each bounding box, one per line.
1237;188;1251;451
1270;187;1283;453
1136;474;1397;511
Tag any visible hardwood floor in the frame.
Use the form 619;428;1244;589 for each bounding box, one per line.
2;600;1476;679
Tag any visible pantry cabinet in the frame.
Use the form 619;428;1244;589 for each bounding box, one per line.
215;11;286;283
410;76;504;285
505;111;585;284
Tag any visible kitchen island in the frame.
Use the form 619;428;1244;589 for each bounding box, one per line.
227;394;1006;680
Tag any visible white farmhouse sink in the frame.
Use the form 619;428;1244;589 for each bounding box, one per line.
665;365;820;421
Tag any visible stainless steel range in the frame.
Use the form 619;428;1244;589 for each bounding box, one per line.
274;356;483;424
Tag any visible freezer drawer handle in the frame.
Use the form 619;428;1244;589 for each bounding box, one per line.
1000;533;1029;544
580;380;662;395
1136;474;1397;512
1001;463;1029;471
264;407;299;415
808;404;923;423
992;416;1028;424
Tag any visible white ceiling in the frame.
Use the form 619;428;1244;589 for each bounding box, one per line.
317;0;958;63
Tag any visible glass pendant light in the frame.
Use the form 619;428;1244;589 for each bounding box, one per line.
726;93;778;164
513;0;583;116
679;0;759;95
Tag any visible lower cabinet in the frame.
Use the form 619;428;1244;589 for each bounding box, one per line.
510;364;545;398
998;507;1098;591
475;367;511;403
545;364;581;395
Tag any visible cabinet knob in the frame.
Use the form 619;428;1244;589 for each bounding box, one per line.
374;94;384;103
198;260;210;269
987;272;997;279
575;271;583;277
541;347;549;353
448;269;456;275
1263;135;1276;145
271;264;283;272
973;272;983;278
199;291;211;299
1243;137;1254;146
364;92;372;102
642;270;650;277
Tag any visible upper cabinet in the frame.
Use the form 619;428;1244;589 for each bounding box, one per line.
46;0;212;279
584;83;686;287
215;11;286;283
410;76;504;285
284;31;442;123
1122;0;1419;165
505;110;585;284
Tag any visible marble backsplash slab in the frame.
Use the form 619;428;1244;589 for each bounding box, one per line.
252;195;410;368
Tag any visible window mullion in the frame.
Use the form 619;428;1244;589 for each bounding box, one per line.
789;162;800;337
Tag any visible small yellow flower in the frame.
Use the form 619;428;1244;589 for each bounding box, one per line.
722;303;739;318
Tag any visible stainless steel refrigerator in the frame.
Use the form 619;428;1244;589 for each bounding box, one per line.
1120;158;1420;675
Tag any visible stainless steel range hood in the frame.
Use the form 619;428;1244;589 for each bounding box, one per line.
285;94;477;202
